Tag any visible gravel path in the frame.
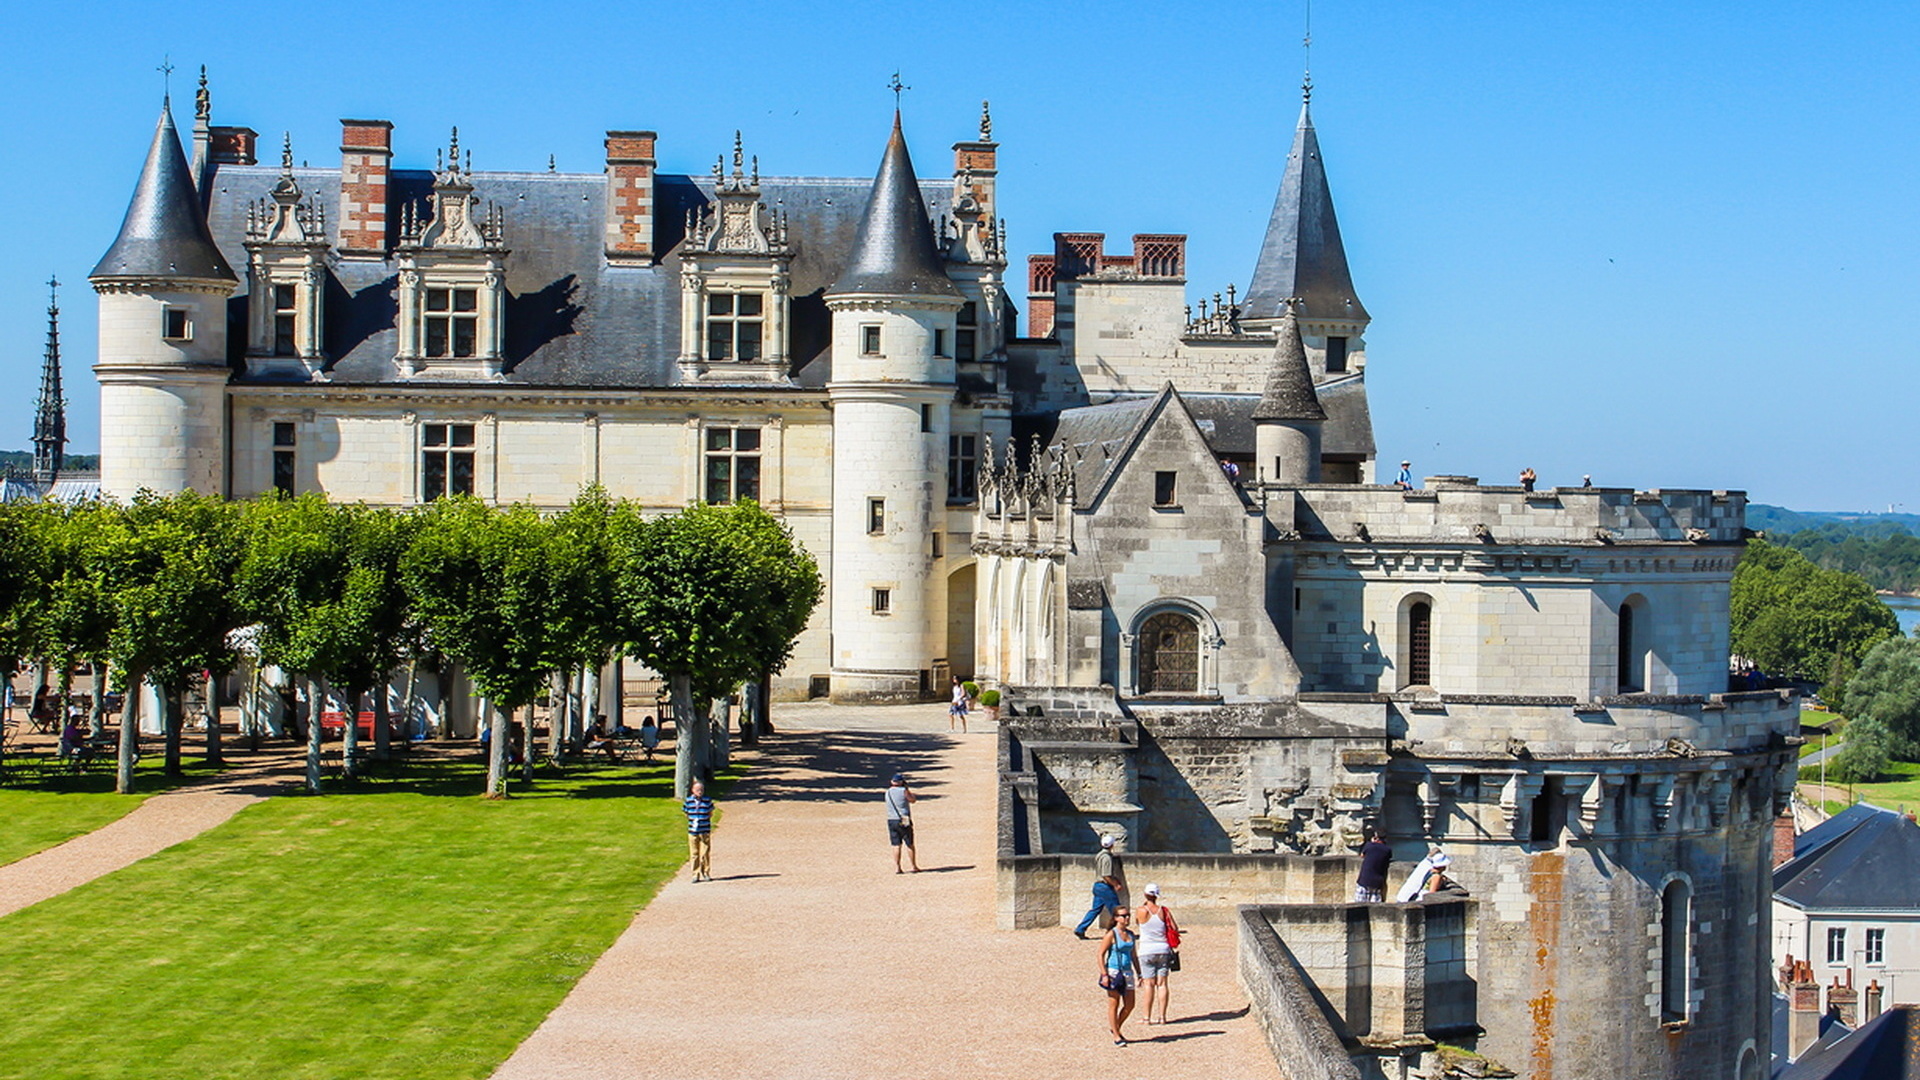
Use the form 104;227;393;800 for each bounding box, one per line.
0;754;296;918
491;701;1277;1080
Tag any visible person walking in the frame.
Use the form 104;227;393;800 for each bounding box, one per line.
683;779;714;883
1355;828;1392;902
1395;460;1413;490
1100;907;1141;1045
1074;835;1122;938
948;677;969;734
885;773;920;873
1135;884;1179;1025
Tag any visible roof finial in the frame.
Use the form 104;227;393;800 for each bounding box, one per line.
195;65;210;122
280;131;293;173
448;126;460;173
888;71;910;109
733;130;744;175
981;100;993;141
548;153;556;172
1301;0;1314;105
157;55;175;105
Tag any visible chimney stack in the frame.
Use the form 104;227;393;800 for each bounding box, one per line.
603;130;657;264
338;119;394;257
952;103;998;223
209;127;258;167
1774;814;1797;867
1789;960;1823;1060
1026;255;1056;339
1864;979;1884;1022
1827;970;1860;1028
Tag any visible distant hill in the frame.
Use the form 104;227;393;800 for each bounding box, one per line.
1748;504;1920;536
0;449;99;473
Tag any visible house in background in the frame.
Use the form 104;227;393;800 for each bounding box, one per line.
1774;803;1920;1008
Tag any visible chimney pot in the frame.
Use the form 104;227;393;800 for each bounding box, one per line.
338;119;394;257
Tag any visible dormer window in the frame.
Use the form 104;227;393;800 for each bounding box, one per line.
956;301;977;362
706;293;764;362
425;288;480;359
272;285;297;356
243;138;330;378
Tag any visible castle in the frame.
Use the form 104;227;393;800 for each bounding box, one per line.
89;74;1797;1078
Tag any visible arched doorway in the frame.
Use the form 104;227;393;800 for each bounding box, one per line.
1137;611;1200;694
947;562;976;679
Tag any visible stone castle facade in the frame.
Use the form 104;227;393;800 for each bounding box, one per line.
88;74;1797;1078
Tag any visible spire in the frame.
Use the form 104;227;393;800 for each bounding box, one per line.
829;112;960;299
1242;100;1367;325
91;99;236;282
33;277;67;482
1251;304;1326;422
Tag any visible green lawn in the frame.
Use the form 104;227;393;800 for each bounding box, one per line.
1838;760;1920;815
0;756;715;1080
0;756;222;867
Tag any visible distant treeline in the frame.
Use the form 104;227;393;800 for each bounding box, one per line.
0;449;99;472
1777;522;1920;596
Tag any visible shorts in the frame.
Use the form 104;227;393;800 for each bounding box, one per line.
888;819;914;846
1139;951;1172;979
1356;886;1384;903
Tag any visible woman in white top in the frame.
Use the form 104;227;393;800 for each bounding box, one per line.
1134;883;1177;1025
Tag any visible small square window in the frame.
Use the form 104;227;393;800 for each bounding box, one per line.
872;588;891;614
1154;471;1178;507
861;325;882;355
163;308;191;340
272;422;297;448
867;498;885;536
1326;336;1349;373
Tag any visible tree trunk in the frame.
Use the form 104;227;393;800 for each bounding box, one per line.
758;675;775;735
581;665;601;751
305;677;324;794
246;664;264;751
373;677;391;761
671;673;707;799
88;660;108;740
549;668;568;764
739;679;760;749
162;687;183;779
709;697;731;772
203;672;223;768
485;699;511;798
399;663;419;744
57;659;74;742
341;685;361;779
116;669;143;794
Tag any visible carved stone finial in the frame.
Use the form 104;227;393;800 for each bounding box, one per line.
448;127;461;172
733;130;744;175
981;99;993;140
195;65;210;121
548;154;556;172
751;155;759;184
280;131;293;173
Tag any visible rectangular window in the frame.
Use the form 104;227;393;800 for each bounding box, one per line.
703;427;763;504
872;588;891;614
921;404;933;433
933;329;947;357
273;284;298;356
931;532;943;558
425;287;479;359
421;422;477;501
1827;926;1847;964
1866;928;1885;965
1154;471;1177;507
867;498;885;536
705;292;765;362
861;325;882;356
947;434;978;501
271;421;296;496
1326;335;1349;374
956;302;978;361
162;308;191;340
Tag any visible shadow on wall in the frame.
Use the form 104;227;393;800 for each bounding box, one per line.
504;274;585;367
1135;728;1234;853
328;273;398;361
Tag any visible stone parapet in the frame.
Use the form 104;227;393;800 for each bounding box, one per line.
1238;907;1366;1080
1289;483;1747;545
996;851;1356;929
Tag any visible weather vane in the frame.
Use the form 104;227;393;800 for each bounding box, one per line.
158;55;175;100
1302;0;1314;103
888;71;910;107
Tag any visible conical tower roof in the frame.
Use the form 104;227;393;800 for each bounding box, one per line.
90;101;236;283
1243;100;1365;325
1250;309;1326;422
828;113;959;300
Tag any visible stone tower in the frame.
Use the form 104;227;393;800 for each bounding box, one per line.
90;97;237;500
1251;305;1325;485
826;113;966;703
32;278;68;484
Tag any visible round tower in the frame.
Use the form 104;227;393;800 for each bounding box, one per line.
90;97;237;500
1251;306;1326;485
826;113;966;703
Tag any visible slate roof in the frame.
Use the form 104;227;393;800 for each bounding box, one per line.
1780;1005;1919;1080
1773;992;1853;1078
1250;311;1327;422
828;113;961;300
200;159;954;387
1242;101;1368;325
1774;805;1920;911
92;102;236;283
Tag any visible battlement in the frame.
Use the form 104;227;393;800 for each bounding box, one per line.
1287;480;1748;546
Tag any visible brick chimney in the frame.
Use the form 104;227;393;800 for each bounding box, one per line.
603;130;657;264
1827;969;1859;1028
209;126;258;167
1864;978;1884;1022
338;119;394;258
1026;255;1056;338
1789;960;1824;1059
952;104;998;223
1132;234;1187;279
1774;813;1798;867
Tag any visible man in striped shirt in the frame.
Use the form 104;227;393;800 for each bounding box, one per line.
683;780;714;883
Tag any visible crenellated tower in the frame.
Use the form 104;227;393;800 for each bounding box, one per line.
90;95;238;500
826;112;966;703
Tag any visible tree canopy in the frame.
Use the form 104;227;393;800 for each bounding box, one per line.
1730;539;1898;685
1845;636;1920;761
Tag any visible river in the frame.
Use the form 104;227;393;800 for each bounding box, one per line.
1886;594;1920;637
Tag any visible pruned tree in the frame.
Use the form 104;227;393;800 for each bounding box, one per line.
541;487;624;761
1731;539;1898;685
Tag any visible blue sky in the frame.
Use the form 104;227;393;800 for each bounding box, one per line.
2;1;1915;512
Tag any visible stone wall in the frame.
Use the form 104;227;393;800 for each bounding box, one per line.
997;851;1356;930
1239;907;1366;1080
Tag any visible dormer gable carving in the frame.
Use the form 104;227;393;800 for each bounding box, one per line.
677;132;793;385
242;133;332;380
394;128;510;379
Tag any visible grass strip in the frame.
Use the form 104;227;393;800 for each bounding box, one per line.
0;755;724;1080
0;758;221;868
